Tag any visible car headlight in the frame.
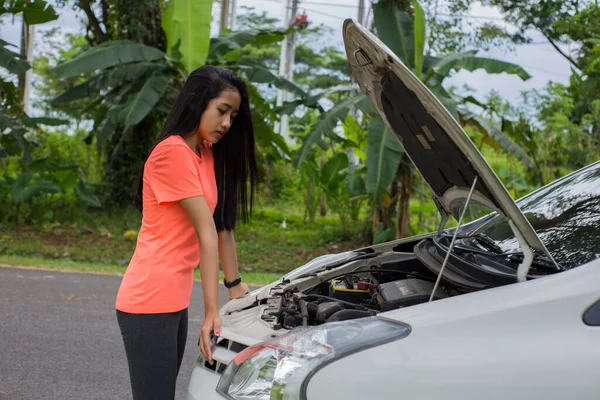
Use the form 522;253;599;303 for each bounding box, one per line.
216;316;410;400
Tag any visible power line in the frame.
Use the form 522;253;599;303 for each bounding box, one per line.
300;1;360;8
254;0;572;68
258;0;548;26
519;63;570;78
295;6;350;21
436;12;507;22
298;1;510;22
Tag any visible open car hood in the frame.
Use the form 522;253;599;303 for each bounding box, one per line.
342;19;556;261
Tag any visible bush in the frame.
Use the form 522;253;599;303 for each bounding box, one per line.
33;128;105;183
0;129;104;224
262;159;303;206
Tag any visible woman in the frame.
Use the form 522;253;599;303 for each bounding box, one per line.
115;65;257;400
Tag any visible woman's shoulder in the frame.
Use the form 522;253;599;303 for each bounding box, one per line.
149;136;193;160
155;135;188;151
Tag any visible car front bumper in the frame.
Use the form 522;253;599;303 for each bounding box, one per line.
186;361;223;400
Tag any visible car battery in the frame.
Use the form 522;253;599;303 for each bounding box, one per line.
329;277;375;303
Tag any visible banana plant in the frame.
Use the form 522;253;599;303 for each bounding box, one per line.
51;1;303;155
0;1;101;210
0;0;58;25
162;0;214;74
292;0;533;206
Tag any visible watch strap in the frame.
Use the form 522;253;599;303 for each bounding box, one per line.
224;276;242;288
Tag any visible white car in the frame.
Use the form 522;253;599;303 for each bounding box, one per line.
186;19;600;400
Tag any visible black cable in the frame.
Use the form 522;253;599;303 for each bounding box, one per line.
368;268;437;282
304;294;378;311
326;269;436;283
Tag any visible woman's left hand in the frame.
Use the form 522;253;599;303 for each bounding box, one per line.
228;282;250;300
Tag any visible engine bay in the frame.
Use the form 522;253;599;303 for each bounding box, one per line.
255;250;465;330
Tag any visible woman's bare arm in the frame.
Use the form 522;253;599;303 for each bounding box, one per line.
218;230;250;299
180;195;221;363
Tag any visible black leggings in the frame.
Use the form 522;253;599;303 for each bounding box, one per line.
116;308;189;400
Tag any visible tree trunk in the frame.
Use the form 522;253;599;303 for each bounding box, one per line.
78;0;109;45
396;153;412;239
102;0;167;207
509;154;513;193
264;159;272;205
417;178;425;230
320;193;327;217
103;114;160;207
319;152;327;217
18;13;31;111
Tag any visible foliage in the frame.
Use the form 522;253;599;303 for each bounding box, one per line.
32;30;96;123
49;14;306;205
365;118;403;201
0;0;58;25
65;30;299;149
525;83;599;183
0;205;363;275
262;158;303;204
0;1;102;221
0;128;103;223
7;0;600;263
288;0;534;242
162;0;214;73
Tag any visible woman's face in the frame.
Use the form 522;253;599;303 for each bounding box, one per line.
198;89;241;145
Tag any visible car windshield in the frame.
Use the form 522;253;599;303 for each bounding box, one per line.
468;162;600;269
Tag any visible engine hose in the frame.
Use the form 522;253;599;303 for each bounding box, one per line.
298;299;309;326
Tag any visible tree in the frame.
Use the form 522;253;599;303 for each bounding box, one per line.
32;30;95;125
423;0;528;55
45;0;215;207
50;2;308;207
479;0;594;70
0;0;101;218
289;0;533;241
475;1;600;160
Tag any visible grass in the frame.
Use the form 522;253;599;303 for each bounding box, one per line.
0;255;282;286
0;204;366;285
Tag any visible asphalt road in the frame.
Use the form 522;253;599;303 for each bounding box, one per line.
0;266;231;400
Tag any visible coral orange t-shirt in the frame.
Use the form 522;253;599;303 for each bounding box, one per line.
115;135;217;314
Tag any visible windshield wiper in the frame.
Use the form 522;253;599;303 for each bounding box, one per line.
507;253;563;272
441;232;504;254
293;251;382;279
441;232;563;272
468;233;504;254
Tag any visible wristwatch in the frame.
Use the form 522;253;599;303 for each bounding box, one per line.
224;276;242;288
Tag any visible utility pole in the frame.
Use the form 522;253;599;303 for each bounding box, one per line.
229;0;237;30
220;0;230;32
275;0;290;137
18;17;34;114
347;0;366;167
358;0;365;25
275;0;298;144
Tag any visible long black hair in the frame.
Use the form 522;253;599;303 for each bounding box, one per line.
133;65;258;231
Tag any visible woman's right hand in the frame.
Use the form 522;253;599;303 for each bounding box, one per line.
228;282;251;300
199;310;222;365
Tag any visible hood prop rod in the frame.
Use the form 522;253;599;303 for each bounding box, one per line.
508;219;534;283
429;176;478;302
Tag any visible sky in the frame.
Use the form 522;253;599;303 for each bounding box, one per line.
0;0;574;110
